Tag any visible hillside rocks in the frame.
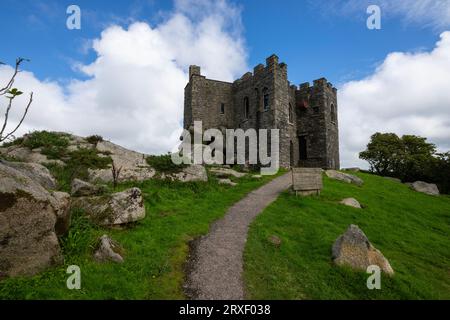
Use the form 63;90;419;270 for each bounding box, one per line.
0;160;56;190
340;198;362;209
332;225;394;276
210;167;246;178
0;145;65;166
409;181;440;196
93;235;124;263
0;162;68;278
71;188;145;226
326;170;364;186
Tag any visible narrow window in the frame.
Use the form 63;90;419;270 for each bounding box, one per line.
288;103;293;123
313;106;319;114
263;88;269;111
220;103;225;114
330;103;336;122
299;136;307;160
244;97;250;119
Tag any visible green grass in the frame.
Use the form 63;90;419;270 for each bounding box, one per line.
244;172;450;300
0;171;281;299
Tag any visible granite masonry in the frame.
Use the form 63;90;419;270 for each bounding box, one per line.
183;54;339;169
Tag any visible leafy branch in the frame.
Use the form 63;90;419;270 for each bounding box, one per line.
0;58;33;143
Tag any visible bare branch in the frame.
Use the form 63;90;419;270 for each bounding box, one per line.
0;58;28;96
0;92;33;143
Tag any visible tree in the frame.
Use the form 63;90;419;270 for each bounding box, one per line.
359;133;403;176
359;132;436;180
0;58;33;143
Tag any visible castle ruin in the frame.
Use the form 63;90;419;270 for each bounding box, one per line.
183;54;339;169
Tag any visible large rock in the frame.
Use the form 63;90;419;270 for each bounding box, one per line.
409;181;440;196
0;162;67;278
210;167;246;178
340;198;362;209
332;225;394;276
71;187;146;226
0;160;56;189
326;170;364;186
93;235;124;263
170;165;208;182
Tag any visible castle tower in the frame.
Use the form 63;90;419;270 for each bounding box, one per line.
295;78;339;169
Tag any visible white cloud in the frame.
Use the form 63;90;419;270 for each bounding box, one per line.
339;31;450;168
0;0;247;154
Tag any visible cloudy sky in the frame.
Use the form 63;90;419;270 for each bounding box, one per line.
1;0;450;168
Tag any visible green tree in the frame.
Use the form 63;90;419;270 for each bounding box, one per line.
359;133;403;176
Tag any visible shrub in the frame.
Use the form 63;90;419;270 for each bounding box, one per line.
22;131;69;159
86;135;104;145
146;153;187;173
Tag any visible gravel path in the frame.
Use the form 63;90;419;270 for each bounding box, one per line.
184;173;292;300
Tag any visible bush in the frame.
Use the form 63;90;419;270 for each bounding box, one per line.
46;148;112;192
22;131;69;159
86;135;103;145
146;153;187;173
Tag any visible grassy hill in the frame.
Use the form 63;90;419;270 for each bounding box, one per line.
0;172;281;299
244;172;450;299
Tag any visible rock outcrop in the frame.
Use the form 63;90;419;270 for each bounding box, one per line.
71;188;145;226
71;178;105;197
0;160;56;189
0;162;69;278
325;170;364;186
332;225;394;276
169;165;208;182
409;181;440;196
210;167;246;178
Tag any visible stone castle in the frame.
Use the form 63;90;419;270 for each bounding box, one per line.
183;54;339;169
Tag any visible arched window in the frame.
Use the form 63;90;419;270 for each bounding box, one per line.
288;103;293;123
330;103;336;122
244;97;250;119
263;88;269;111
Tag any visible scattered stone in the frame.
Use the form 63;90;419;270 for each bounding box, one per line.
409;181;440;196
71;178;106;197
325;170;363;186
71;187;145;226
268;235;282;247
332;225;394;276
252;175;262;179
340;198;362;209
384;176;401;183
93;235;124;263
218;178;237;186
0;160;56;189
210;167;246;178
0;162;66;278
171;165;208;182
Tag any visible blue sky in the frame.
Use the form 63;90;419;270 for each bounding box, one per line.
0;0;440;85
1;0;449;167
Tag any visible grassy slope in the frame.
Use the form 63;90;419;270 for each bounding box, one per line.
244;172;450;300
0;172;281;299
